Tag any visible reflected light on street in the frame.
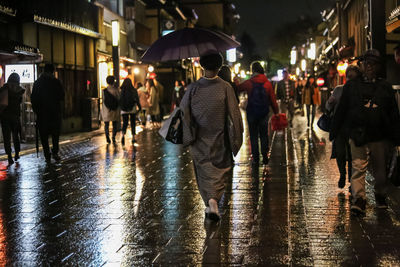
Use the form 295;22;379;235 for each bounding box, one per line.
133;167;145;215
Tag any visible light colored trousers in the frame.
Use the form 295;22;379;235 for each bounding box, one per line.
350;139;393;203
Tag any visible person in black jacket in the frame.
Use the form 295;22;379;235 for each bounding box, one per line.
0;73;25;165
31;64;65;163
120;78;141;145
330;49;400;214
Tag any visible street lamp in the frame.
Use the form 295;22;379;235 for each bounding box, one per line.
112;20;120;84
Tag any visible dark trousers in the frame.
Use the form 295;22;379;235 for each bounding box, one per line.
1;118;21;156
247;114;269;162
122;113;136;135
37;117;61;158
306;104;316;126
104;121;118;138
335;133;352;181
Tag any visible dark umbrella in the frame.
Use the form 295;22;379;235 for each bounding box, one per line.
141;27;240;62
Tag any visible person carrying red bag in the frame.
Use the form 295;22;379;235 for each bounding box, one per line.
236;62;279;166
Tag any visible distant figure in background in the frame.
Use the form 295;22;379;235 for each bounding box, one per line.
31;64;65;163
326;65;362;189
137;82;148;126
120;78;141;145
277;70;295;126
146;79;160;128
302;76;320;128
218;65;239;101
101;76;120;144
0;73;25;165
171;80;185;111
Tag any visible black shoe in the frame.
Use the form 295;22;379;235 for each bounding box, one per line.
351;198;366;215
7;155;14;165
121;136;125;145
338;175;346;189
375;194;388;209
14;153;20;161
52;154;61;161
106;136;111;144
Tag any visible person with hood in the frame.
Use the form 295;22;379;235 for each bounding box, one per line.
330;49;400;214
101;75;120;144
120;78;141;145
0;73;25;165
236;61;279;166
180;53;243;222
31;64;65;163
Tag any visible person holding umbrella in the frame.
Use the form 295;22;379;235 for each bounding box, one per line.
31;64;65;163
0;73;25;165
180;53;243;222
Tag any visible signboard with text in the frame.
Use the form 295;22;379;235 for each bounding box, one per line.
5;64;36;84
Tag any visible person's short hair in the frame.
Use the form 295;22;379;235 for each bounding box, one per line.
345;65;361;78
44;63;55;73
106;76;115;85
7;73;20;84
251;62;264;74
199;53;223;71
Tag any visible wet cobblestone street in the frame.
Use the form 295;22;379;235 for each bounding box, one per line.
0;113;400;266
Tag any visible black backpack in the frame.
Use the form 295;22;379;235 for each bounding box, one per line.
103;89;119;110
246;82;270;119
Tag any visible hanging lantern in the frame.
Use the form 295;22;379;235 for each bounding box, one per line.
337;61;348;76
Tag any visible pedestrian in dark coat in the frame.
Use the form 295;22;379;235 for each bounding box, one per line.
326;65;362;189
31;64;65;163
120;78;141;145
0;73;25;165
170;80;185;111
330;49;400;214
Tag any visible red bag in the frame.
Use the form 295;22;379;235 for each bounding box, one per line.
271;113;288;131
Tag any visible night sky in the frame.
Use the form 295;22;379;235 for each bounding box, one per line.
232;0;336;55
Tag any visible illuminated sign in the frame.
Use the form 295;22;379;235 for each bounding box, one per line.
5;64;36;83
162;30;174;36
316;78;325;87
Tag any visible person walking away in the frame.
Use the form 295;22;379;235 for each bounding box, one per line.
277;70;295;126
330;49;400;214
302;76;320;128
31;64;64;163
171;80;185;111
180;53;243;222
101;76;120;144
0;73;25;165
146;79;160;128
218;65;239;102
236;62;279;166
120;78;141;145
137;82;148;126
326;65;362;189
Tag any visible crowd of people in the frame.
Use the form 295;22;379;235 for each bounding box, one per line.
1;49;399;220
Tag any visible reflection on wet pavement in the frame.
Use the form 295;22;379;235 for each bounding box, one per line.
0;113;399;265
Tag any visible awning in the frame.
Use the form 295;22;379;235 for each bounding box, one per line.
0;39;42;63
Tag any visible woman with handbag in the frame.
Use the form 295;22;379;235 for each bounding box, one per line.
326;65;362;189
146;79;160;128
101;76;120;144
120;78;141;145
0;73;25;165
180;53;243;222
302;76;320;128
